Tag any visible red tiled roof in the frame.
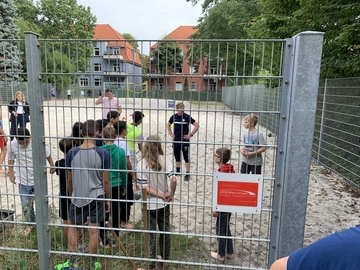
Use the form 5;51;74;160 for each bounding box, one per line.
151;26;197;49
94;24;141;66
165;26;198;40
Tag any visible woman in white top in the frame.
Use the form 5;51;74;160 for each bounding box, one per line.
8;91;30;141
136;135;177;268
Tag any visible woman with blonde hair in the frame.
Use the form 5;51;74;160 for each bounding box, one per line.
136;135;177;269
8;91;30;141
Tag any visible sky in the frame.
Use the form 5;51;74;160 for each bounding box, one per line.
77;0;204;41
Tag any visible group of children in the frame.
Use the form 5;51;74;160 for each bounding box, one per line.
6;109;265;269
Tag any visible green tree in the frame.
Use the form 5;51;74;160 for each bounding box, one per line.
189;0;261;80
15;0;97;89
151;41;182;73
292;1;360;78
140;53;148;76
0;0;23;82
122;32;139;51
249;0;360;78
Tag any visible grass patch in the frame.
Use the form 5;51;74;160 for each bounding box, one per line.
0;220;208;269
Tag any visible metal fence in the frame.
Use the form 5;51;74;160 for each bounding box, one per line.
0;31;323;269
313;78;360;189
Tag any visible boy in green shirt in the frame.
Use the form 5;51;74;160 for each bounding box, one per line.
99;126;127;248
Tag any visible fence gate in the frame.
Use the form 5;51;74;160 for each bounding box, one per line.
0;31;323;269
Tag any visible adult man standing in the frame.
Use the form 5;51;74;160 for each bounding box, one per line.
167;102;199;181
95;88;122;120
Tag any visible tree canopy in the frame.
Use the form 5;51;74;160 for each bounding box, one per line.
0;0;23;82
189;0;262;80
151;41;183;73
14;0;97;89
188;0;360;78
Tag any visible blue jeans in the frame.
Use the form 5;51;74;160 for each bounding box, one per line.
10;114;28;141
18;184;35;223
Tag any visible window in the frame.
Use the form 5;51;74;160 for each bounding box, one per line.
210;67;216;75
79;78;88;87
94;47;100;56
113;64;120;72
176;67;183;74
94;63;102;72
156;83;163;90
94;79;102;87
189;82;196;91
190;66;196;74
175;82;182;91
113;48;120;55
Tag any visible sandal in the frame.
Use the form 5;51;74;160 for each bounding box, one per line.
210;251;225;262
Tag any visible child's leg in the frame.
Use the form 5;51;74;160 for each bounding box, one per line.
120;186;134;229
148;209;157;268
88;196;105;266
0;145;7;172
173;143;181;173
158;205;171;261
67;219;77;252
215;212;231;257
88;223;100;255
62;220;69;246
99;212;110;246
18;184;36;223
225;213;234;255
111;186;121;236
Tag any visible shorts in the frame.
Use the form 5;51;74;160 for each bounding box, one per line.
59;197;71;220
69;195;105;224
0;135;6;148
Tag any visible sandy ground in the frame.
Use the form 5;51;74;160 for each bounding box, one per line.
0;97;359;268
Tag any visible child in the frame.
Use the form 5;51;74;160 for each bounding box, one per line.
60;120;111;270
0;113;8;173
240;114;266;174
114;120;136;229
55;137;76;246
7;127;56;223
126;111;145;170
99;126;127;248
136;135;177;269
167;103;199;181
106;111;120;127
210;147;234;262
95;119;107;147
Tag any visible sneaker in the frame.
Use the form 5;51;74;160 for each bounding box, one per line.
55;260;79;270
184;174;190;181
93;261;102;270
54;260;69;270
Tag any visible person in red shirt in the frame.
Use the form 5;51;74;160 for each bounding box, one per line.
210;147;235;262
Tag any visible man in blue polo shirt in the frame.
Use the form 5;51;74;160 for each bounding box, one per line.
270;225;360;270
167;102;199;181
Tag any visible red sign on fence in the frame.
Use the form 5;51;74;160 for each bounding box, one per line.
213;173;263;214
217;181;259;207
